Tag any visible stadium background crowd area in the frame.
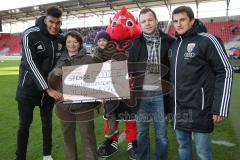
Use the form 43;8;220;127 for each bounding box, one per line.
1;19;240;56
1;18;240;73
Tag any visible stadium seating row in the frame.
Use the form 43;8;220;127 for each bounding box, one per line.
168;21;240;42
0;20;239;56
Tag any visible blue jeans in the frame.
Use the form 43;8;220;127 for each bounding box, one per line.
136;95;168;160
175;129;212;160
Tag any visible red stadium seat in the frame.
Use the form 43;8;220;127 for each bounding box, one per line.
0;34;21;56
167;21;240;42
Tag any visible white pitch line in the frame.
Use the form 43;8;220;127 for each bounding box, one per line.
118;132;126;145
212;139;236;147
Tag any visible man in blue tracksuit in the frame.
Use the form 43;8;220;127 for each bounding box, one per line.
169;6;233;160
15;6;64;160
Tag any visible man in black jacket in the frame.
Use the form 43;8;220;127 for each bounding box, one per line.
128;8;174;160
169;6;233;160
15;6;64;160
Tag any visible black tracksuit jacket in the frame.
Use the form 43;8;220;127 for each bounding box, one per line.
169;19;233;133
16;16;64;104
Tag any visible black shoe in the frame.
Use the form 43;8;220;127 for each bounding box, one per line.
97;139;119;158
127;141;137;160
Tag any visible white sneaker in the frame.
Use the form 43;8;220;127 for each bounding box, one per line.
43;155;53;160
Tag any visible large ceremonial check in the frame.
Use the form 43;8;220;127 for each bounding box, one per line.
62;60;130;103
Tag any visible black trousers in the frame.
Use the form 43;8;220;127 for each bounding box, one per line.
16;93;54;160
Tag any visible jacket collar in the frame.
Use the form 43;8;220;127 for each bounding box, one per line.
139;28;169;42
60;47;87;62
175;19;207;39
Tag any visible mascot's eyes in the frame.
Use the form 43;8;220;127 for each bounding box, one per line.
112;21;117;27
126;20;134;27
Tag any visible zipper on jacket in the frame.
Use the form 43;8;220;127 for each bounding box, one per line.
41;92;45;107
21;71;28;87
51;41;55;67
201;87;205;110
174;36;183;129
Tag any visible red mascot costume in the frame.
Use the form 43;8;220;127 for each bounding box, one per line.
97;6;142;160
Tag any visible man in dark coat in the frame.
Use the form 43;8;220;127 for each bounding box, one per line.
128;8;174;160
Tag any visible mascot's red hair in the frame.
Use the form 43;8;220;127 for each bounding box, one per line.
106;6;142;41
97;6;142;159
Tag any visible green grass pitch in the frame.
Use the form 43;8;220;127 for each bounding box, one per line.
0;60;239;160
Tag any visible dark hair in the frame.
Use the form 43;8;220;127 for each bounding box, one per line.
139;8;157;21
172;6;194;21
46;6;62;18
64;31;83;50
